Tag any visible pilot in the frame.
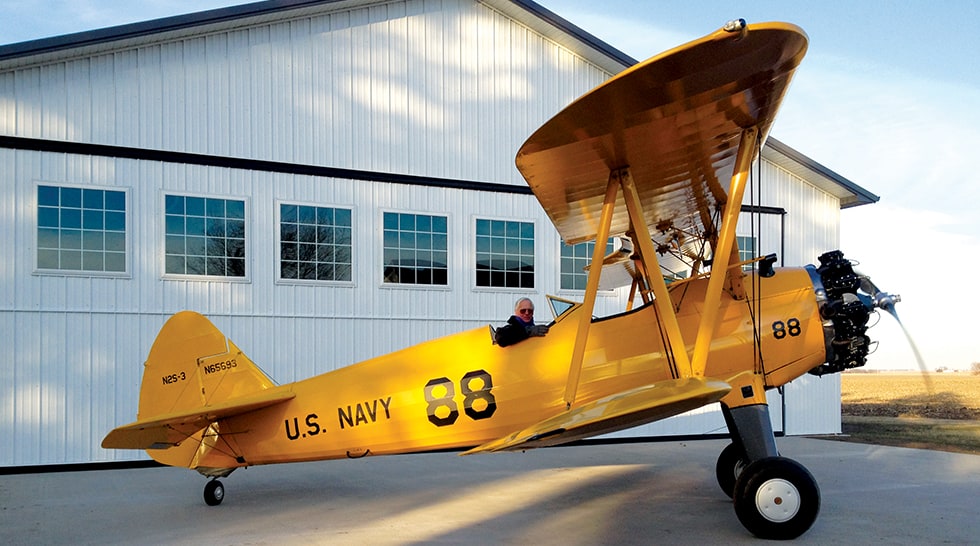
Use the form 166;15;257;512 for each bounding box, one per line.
494;297;549;347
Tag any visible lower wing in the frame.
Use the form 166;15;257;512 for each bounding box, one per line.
462;377;730;454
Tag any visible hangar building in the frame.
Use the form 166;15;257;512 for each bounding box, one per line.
0;0;877;468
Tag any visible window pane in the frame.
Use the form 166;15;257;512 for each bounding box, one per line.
105;252;126;272
105;232;126;252
38;185;59;206
335;208;352;226
83;189;103;209
62;230;81;250
186;216;205;236
105;191;125;211
476;219;490;236
61;208;81;229
38;228;59;249
186;197;205;216
38;249;59;269
105;211;125;231
61;187;81;207
165;195;184;214
226;200;245;219
38;207;59;227
165;215;184;235
61;250;81;270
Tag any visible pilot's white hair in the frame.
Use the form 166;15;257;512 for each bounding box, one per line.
513;297;534;313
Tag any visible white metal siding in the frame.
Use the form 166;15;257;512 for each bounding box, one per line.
0;0;843;466
3;0;607;185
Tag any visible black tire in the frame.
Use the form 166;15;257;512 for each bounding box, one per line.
204;479;225;506
733;457;820;540
715;442;748;499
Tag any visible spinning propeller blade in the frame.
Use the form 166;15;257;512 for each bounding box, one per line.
859;275;934;393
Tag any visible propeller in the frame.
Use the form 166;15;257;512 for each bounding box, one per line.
858;275;934;393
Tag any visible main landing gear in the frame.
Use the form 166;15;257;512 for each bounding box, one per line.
204;479;225;506
718;404;820;539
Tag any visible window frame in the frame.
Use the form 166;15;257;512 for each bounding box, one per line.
275;200;356;286
473;216;537;291
161;191;250;282
379;209;451;289
33;181;131;278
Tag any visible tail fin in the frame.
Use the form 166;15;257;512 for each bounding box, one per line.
103;311;293;469
138;310;276;420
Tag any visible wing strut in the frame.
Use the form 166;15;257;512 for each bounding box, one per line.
689;128;758;376
618;167;693;379
563;173;619;408
564;166;701;408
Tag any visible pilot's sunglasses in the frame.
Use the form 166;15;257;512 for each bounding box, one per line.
518;308;534;315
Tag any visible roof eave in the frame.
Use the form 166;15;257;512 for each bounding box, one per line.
763;137;879;209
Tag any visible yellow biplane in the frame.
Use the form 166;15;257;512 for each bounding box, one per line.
103;21;897;539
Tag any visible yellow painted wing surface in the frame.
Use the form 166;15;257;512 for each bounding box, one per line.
462;377;730;454
516;22;808;245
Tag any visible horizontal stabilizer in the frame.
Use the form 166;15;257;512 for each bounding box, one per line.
462;377;730;455
101;387;295;450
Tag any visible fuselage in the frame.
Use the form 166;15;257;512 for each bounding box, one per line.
180;266;827;470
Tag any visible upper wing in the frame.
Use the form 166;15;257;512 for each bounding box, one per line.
462;377;730;454
516;22;807;246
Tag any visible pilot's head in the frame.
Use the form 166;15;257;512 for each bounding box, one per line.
514;297;535;322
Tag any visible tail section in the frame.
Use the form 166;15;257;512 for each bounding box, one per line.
103;311;293;470
138;311;276;420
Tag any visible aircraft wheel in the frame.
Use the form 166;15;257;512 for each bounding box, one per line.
715;442;748;499
204;479;225;506
733;457;819;540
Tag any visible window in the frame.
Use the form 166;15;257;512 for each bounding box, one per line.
475;219;534;288
561;239;614;290
382;212;448;285
165;195;246;277
36;184;127;273
737;235;757;271
280;203;352;282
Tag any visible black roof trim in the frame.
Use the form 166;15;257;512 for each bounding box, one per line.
0;0;333;62
508;0;638;67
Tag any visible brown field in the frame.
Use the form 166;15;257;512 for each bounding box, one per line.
838;372;980;454
841;372;980;420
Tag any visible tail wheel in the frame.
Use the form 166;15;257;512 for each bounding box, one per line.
204;479;225;506
715;442;748;499
733;457;820;540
